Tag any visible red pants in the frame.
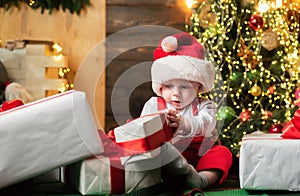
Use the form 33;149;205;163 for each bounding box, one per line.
173;136;233;185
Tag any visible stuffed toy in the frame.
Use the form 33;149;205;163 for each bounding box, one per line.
0;61;34;107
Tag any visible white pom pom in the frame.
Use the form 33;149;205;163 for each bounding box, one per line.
161;36;178;53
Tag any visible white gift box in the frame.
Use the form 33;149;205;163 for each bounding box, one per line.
114;113;167;143
113;113;172;164
65;155;162;195
239;133;300;191
65;142;201;195
0;90;103;188
32;167;64;183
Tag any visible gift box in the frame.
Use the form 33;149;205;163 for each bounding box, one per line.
0;90;103;188
109;112;173;164
239;133;300;191
32;167;65;183
65;155;162;195
66;141;202;195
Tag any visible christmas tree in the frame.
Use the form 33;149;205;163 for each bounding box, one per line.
186;0;300;156
0;0;91;15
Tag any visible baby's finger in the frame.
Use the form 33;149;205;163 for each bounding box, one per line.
168;121;179;128
167;114;178;122
167;109;177;115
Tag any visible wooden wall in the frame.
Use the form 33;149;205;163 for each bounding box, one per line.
0;1;106;129
105;0;188;130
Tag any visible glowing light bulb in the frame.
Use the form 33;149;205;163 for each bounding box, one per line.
52;43;62;53
258;3;270;13
276;0;282;8
186;0;193;8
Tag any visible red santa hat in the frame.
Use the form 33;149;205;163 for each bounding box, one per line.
151;32;215;96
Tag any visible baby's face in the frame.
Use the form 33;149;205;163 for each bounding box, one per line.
161;79;201;110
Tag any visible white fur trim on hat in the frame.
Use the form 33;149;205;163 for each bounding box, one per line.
151;55;215;96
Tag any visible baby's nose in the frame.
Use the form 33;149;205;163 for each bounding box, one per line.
172;87;181;95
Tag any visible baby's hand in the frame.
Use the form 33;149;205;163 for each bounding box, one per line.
166;110;181;131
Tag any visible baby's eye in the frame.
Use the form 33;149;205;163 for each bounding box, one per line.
165;84;173;88
180;85;190;89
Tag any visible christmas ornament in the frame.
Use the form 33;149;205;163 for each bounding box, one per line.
269;124;283;133
270;63;284;76
237;39;258;69
246;71;260;80
230;71;243;87
286;9;300;30
217;106;236;121
245;50;258;69
239;110;251;122
262;111;273;120
248;14;264;31
260;29;280;51
250;85;262;97
198;3;217;28
237;39;247;57
267;85;275;95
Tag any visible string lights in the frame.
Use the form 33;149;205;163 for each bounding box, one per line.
51;43;74;93
186;0;300;155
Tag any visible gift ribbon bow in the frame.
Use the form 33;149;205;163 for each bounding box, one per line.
281;109;300;139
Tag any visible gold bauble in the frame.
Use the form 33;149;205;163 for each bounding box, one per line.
250;85;262;96
198;3;217;28
260;29;280;51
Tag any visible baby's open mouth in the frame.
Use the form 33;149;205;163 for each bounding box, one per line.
172;100;181;105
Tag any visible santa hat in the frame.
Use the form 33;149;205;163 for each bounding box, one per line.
151;32;215;96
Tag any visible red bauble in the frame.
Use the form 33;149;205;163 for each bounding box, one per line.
248;14;264;31
267;85;275;95
239;110;251;122
269;124;283;133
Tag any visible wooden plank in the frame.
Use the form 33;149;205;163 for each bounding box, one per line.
105;28;182;54
107;0;180;6
106;85;154;115
106;47;154;61
106;5;186;34
107;59;152;75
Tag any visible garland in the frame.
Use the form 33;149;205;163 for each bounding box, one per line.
0;0;91;15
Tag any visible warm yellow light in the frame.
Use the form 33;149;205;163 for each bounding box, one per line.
59;68;64;77
29;0;35;6
258;3;270;13
276;0;282;7
53;54;64;62
52;43;62;53
186;0;193;9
